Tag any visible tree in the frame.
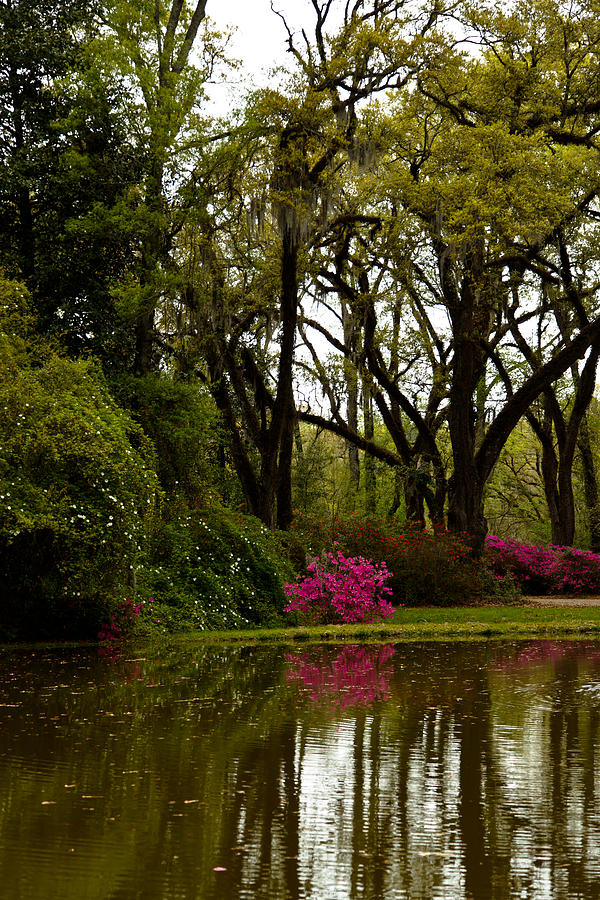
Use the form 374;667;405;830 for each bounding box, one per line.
177;0;441;530
0;0;94;281
99;0;219;374
390;1;600;553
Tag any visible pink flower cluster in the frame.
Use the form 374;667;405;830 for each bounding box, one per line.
285;645;396;711
98;596;154;642
284;548;394;624
485;536;600;595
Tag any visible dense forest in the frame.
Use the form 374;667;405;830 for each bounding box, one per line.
2;0;600;638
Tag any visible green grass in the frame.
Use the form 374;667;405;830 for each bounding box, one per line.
4;605;600;651
134;604;600;647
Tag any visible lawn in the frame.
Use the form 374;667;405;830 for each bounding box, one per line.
155;604;600;646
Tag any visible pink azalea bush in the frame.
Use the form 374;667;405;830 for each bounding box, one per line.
284;547;394;624
98;596;154;642
485;536;600;595
291;513;488;606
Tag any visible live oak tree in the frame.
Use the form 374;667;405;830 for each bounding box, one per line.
176;0;443;530
388;0;600;554
293;0;600;554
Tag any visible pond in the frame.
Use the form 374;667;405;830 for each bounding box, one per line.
1;639;600;899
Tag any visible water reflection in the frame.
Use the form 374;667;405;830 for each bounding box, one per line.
0;640;600;899
285;644;395;711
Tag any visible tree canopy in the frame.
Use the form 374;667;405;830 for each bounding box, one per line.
3;0;600;583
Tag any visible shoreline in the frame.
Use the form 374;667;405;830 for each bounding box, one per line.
4;603;600;650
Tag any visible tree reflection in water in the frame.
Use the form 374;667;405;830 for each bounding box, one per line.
285;645;395;711
2;642;600;899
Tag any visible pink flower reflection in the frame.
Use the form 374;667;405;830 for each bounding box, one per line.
285;644;395;711
495;640;600;673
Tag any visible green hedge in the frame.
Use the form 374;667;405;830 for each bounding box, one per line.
0;279;159;638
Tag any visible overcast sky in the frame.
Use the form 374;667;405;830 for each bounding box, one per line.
203;0;297;112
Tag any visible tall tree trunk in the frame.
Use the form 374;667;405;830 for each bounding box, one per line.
578;413;600;550
342;300;360;503
268;226;298;529
538;412;565;544
276;408;295;530
446;264;488;557
363;378;377;514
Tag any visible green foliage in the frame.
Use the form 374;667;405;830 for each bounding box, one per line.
291;512;521;607
0;286;159;638
113;373;225;500
137;504;295;633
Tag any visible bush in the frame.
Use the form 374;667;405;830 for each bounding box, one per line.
112;373;226;502
485;536;600;595
137;503;295;633
0;283;160;638
291;512;488;606
284;548;394;624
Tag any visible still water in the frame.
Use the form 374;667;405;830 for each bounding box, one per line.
1;639;600;899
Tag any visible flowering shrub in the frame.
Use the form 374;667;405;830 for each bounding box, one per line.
139;505;293;633
485;536;600;595
0;309;159;639
291;513;488;606
98;596;155;643
284;548;393;624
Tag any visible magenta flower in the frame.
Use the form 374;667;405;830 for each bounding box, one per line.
284;550;394;624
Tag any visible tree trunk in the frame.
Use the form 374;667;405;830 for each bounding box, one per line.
363;379;377;514
276;408;295;530
404;472;425;527
342;301;360;503
539;415;565;544
270;227;298;529
446;265;488;557
578;413;600;550
209;374;262;518
556;457;576;546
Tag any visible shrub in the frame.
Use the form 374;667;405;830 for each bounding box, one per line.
0;311;159;639
485;536;600;595
284;548;394;624
112;373;226;502
98;596;151;642
137;504;295;633
291;513;487;606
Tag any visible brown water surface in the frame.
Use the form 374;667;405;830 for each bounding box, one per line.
1;639;600;899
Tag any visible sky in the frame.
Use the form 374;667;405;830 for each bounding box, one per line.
203;0;298;111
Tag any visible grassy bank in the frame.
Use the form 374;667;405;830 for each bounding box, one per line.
4;605;600;651
135;604;600;647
